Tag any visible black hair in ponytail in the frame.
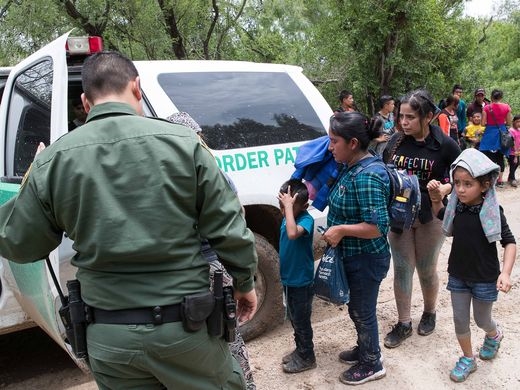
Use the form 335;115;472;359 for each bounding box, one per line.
329;111;383;150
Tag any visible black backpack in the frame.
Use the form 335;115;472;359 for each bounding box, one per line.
349;156;421;233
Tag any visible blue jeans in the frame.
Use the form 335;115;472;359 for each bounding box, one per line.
447;275;498;302
285;284;315;361
343;252;390;366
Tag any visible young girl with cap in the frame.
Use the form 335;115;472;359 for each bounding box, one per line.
427;148;516;383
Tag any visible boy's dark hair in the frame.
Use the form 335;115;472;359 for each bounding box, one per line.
513;114;520;122
338;90;352;102
379;95;394;109
82;51;139;102
452;84;463;93
279;179;309;204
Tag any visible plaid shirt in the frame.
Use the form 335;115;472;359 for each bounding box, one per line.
327;158;390;257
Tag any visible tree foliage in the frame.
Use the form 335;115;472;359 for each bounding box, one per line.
0;0;519;113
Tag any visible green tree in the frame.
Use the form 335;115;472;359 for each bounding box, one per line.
1;0;519;115
308;0;475;114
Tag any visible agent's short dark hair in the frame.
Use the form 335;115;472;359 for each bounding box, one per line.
399;89;438;122
279;179;309;204
338;90;353;102
82;51;139;102
379;95;394;109
329;111;383;150
513;114;520;122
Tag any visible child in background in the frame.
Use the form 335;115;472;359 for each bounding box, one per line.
427;148;516;383
465;112;485;149
506;114;520;187
277;179;316;373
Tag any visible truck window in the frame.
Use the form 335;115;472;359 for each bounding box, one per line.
157;72;326;150
4;59;52;178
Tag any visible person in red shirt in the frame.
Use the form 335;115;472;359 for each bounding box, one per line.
480;89;513;187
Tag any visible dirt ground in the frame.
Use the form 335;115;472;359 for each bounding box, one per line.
1;186;520;390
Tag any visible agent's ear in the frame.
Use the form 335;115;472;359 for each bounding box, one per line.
131;76;142;101
302;202;309;210
483;180;492;192
80;93;92;113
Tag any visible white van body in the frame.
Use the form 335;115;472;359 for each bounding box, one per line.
0;32;332;365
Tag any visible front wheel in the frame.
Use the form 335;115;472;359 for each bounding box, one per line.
239;233;284;341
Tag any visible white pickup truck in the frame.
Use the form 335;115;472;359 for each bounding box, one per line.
0;33;331;366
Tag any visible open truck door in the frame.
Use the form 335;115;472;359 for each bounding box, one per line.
0;32;88;370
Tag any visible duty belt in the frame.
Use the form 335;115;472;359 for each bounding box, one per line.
88;303;182;325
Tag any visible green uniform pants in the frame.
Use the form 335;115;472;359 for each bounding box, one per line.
87;322;246;389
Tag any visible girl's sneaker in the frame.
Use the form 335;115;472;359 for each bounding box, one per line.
479;327;504;360
450;356;477;382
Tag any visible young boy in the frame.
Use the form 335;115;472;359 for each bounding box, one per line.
465;112;485;149
277;179;316;373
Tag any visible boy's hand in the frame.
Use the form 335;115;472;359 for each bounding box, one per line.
427;180;442;202
277;185;298;207
497;272;512;293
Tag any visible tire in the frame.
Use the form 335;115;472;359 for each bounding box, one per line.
239;233;284;341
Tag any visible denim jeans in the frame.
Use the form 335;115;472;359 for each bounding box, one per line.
447;275;498;302
343;252;390;366
285;284;315;361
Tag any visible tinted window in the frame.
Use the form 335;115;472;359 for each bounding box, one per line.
157;72;326;150
4;59;52;179
0;74;8;105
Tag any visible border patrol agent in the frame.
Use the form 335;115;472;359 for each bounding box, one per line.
0;52;258;389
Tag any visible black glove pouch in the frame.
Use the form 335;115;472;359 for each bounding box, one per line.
181;291;215;332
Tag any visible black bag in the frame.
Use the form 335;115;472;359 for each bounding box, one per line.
351;153;421;233
500;129;514;150
314;246;349;305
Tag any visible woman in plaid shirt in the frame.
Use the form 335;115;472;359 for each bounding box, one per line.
322;111;391;385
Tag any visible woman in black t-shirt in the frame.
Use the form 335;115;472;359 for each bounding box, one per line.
382;89;461;349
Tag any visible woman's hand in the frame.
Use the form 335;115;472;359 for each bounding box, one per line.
321;225;344;247
427;180;442;202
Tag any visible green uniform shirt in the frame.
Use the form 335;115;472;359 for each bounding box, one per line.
0;102;257;309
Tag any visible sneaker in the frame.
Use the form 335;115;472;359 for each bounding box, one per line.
450;356;477;382
497;181;505;188
384;322;412;348
282;353;317;373
479;327;504;360
417;312;436;336
338;346;384;365
509;180;518;188
282;349;297;364
339;361;386;385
